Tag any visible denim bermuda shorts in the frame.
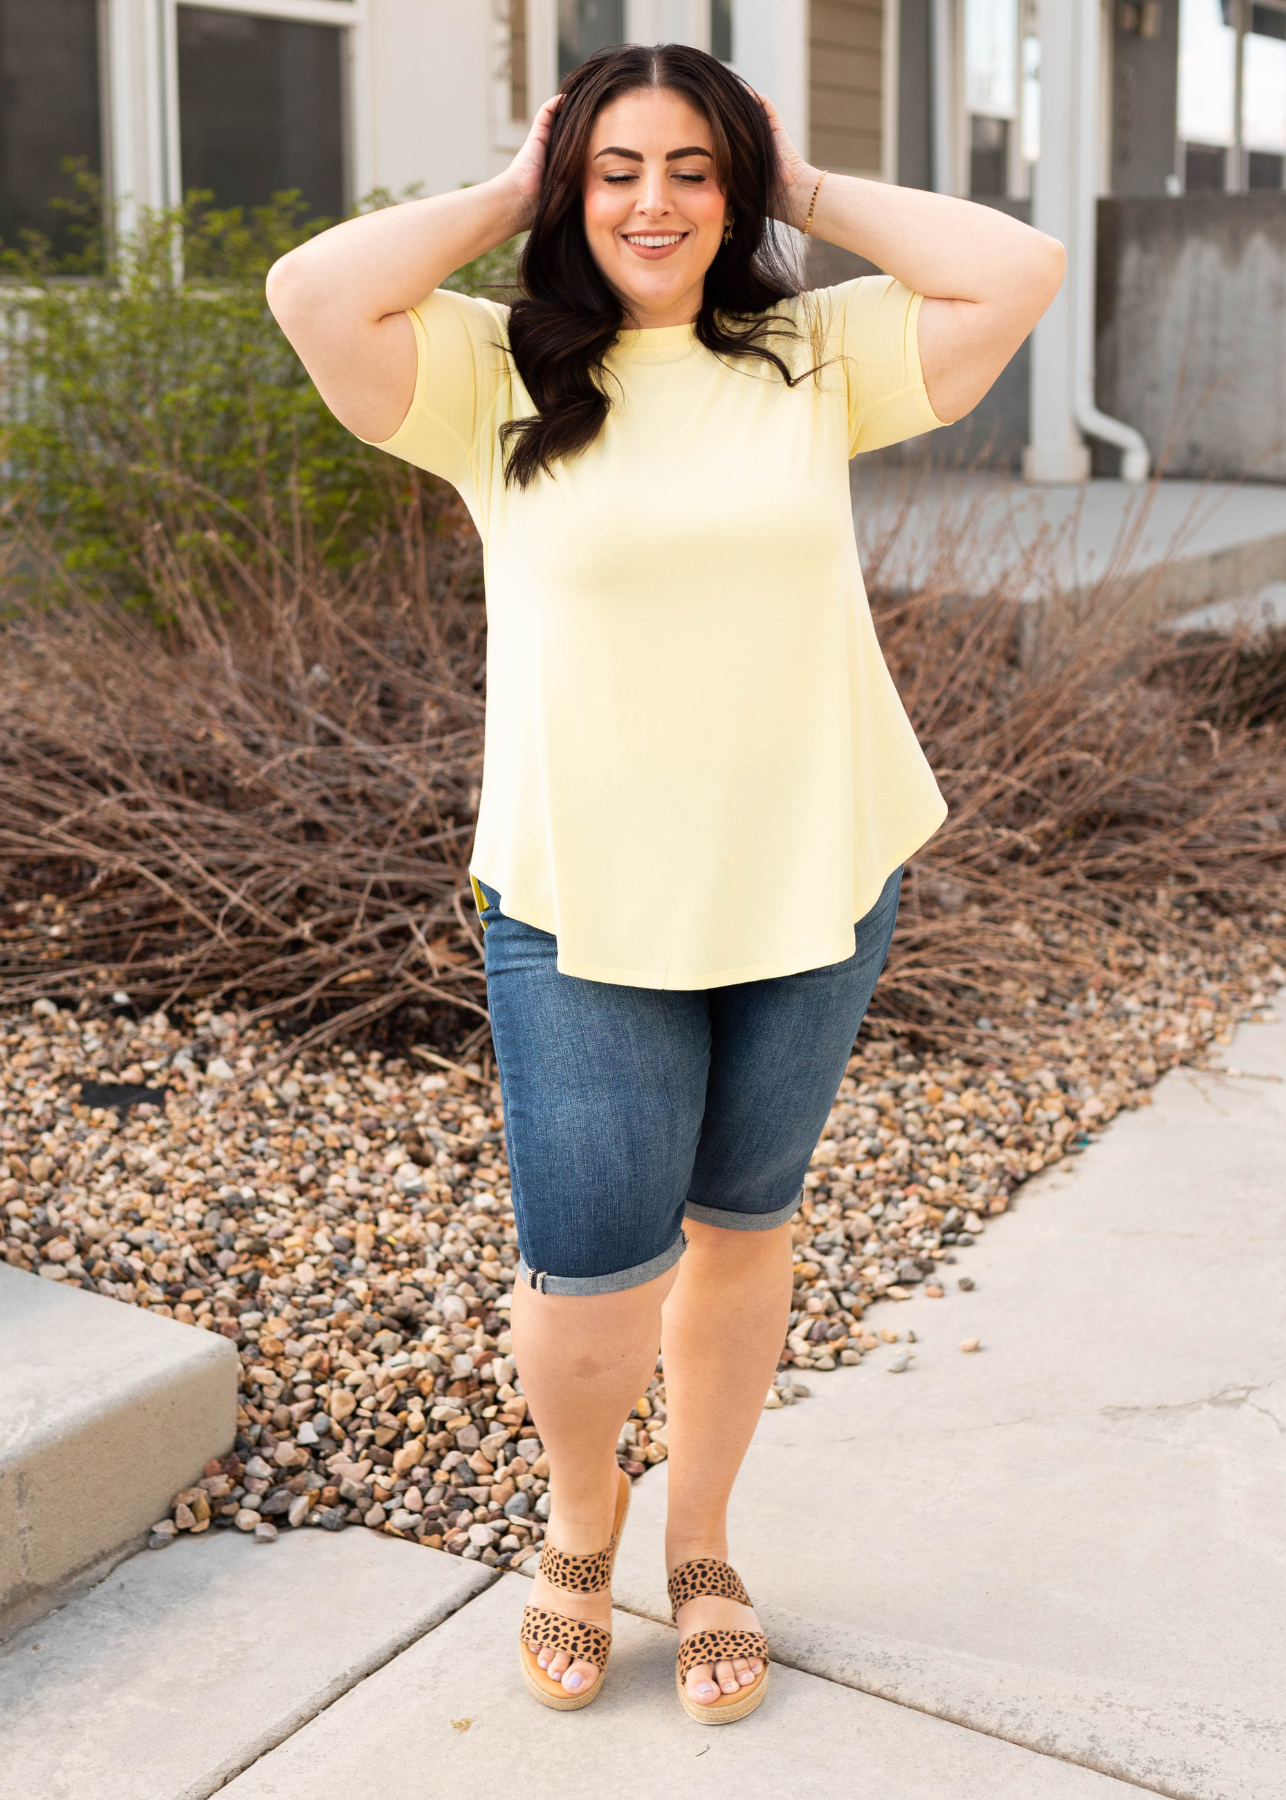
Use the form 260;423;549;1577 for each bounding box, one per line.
478;869;902;1297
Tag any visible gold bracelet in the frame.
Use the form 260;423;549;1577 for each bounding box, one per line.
802;170;827;237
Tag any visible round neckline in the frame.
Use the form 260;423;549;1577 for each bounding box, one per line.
610;321;698;364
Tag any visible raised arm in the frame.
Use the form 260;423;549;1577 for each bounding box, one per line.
264;98;559;444
761;98;1065;426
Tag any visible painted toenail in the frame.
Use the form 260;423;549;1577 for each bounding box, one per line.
697;1682;717;1696
566;1674;583;1691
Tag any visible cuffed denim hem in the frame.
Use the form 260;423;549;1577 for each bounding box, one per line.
683;1189;803;1233
516;1230;687;1297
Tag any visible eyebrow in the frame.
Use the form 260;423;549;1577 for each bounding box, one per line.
592;145;714;162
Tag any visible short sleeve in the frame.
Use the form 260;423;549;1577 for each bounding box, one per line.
362;288;514;494
818;275;947;457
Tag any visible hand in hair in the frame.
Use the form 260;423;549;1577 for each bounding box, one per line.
754;93;818;233
504;95;563;229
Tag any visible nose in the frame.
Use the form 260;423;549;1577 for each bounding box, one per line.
634;168;671;218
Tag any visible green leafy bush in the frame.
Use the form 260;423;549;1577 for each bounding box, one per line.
0;172;520;613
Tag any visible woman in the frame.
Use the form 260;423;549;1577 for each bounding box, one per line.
267;43;1062;1723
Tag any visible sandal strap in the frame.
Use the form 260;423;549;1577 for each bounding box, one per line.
667;1557;753;1619
536;1536;616;1595
521;1606;613;1671
677;1627;769;1683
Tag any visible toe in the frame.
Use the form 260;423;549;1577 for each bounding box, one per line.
547;1650;571;1679
733;1656;756;1686
687;1663;720;1704
562;1657;599;1695
715;1658;739;1694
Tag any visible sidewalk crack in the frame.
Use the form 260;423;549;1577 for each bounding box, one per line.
1102;1383;1286;1434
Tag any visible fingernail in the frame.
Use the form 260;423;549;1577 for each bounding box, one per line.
565;1673;583;1691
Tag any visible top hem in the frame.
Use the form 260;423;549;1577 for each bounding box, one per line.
469;801;943;990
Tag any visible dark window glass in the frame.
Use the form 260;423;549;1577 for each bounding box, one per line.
557;0;625;81
1184;142;1227;189
177;7;344;218
0;0;100;259
969;114;1008;197
711;0;733;62
1248;148;1285;185
1250;4;1286;39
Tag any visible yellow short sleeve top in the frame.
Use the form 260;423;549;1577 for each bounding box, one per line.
368;275;947;989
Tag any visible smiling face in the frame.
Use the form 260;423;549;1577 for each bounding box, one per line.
581;86;729;329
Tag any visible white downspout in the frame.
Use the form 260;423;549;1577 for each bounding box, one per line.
1071;0;1150;481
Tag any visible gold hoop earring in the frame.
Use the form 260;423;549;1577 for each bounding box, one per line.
723;217;734;244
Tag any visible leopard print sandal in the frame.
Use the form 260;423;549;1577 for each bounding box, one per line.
668;1557;770;1725
519;1468;631;1711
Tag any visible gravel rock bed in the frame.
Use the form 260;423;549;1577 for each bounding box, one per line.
2;896;1282;1562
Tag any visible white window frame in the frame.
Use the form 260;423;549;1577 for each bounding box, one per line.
104;0;371;225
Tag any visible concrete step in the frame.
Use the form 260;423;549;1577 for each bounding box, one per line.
219;1574;1143;1800
0;1264;238;1638
0;1526;492;1800
606;1003;1286;1800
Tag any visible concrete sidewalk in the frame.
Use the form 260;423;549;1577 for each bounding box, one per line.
851;468;1286;616
609;1006;1286;1799
2;1003;1282;1800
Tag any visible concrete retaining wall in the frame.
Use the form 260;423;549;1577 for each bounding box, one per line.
1095;194;1286;483
813;194;1286;485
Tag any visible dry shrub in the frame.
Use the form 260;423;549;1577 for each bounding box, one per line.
2;465;1284;1059
0;475;493;1058
861;470;1286;1045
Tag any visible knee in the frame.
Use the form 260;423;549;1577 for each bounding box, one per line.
681;1216;793;1266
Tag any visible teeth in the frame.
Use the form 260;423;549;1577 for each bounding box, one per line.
626;235;684;247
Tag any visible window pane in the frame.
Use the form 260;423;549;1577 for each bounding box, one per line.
557;0;625;81
0;0;100;259
1178;0;1236;146
965;0;1018;119
970;114;1009;195
1248;148;1285;185
711;0;733;63
177;7;344;218
1250;4;1286;40
1242;28;1286;152
1184;142;1227;188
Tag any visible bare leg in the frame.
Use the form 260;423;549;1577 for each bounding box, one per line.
511;1263;679;1695
661;1217;793;1703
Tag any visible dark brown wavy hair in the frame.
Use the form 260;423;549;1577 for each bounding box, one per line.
501;43;812;489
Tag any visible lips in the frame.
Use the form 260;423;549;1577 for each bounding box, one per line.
621;231;689;259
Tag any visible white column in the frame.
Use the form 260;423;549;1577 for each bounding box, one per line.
1022;0;1090;483
104;0;171;233
929;0;958;194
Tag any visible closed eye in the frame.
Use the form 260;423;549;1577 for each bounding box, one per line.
602;171;708;184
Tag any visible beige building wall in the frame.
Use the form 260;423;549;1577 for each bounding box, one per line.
809;0;886;177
